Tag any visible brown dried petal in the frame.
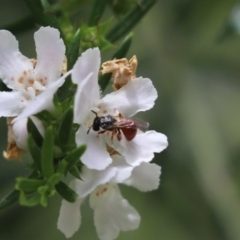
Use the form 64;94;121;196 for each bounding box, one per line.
3;117;25;161
101;56;138;90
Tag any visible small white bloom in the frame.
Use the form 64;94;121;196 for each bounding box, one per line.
72;48;168;170
57;155;161;240
0;27;70;150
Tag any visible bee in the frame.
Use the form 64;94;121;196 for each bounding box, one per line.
87;110;149;141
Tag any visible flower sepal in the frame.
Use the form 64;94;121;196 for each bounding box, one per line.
15;173;59;207
15;178;45;193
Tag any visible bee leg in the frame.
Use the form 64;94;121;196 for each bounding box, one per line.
111;129;116;142
117;128;122;141
87;126;92;134
97;130;106;136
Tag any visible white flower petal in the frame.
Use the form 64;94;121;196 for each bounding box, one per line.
90;184;140;240
0;91;26;117
73;72;94;123
101;77;157;117
106;130;168;166
72;48;100;87
75;126;112;170
73;48;101;123
0;30;32;89
123;162;161;192
34;27;65;85
110;155;133;183
13;72;70;122
57;198;83;238
12;116;44;150
74;166;118;198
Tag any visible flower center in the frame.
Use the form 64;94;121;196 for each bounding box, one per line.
12;61;46;99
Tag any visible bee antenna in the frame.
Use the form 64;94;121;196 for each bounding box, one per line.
87;126;92;134
91;110;98;117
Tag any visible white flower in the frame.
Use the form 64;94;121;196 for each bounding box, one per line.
72;48;168;170
0;27;70;149
57;155;161;240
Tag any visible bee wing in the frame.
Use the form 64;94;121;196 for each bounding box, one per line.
114;117;149;131
132;117;149;131
113;118;137;128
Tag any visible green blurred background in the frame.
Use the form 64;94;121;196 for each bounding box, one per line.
1;0;240;239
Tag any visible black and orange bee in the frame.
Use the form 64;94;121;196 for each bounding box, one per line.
87;111;149;141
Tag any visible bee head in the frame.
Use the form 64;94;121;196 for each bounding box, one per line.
91;110;100;131
92;117;100;131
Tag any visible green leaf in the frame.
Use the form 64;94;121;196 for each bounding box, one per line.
106;0;156;43
66;29;81;70
65;145;86;173
88;0;108;26
48;173;62;185
56;75;75;103
55;181;78;202
52;94;62;112
15;178;45;193
35;110;56;123
27;118;43;147
108;0;137;17
19;191;41;207
27;134;42;171
0;190;19;210
37;185;51;207
37;185;55;198
39;193;48;207
69;166;81;179
41;126;54;178
72;123;80;133
59;106;74;146
56;160;68;174
99;33;133;91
